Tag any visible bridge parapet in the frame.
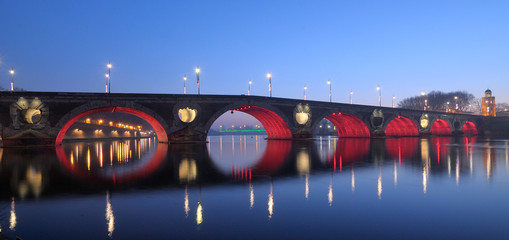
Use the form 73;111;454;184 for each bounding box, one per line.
0;91;497;147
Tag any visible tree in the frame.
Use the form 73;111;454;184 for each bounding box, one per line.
398;91;476;112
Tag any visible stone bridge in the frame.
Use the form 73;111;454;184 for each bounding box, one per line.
0;91;497;147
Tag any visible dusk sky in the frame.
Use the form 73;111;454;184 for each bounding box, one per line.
1;1;509;123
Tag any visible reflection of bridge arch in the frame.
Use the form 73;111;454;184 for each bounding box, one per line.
386;137;418;160
462;121;478;135
430;119;452;136
55;142;167;183
205;103;292;139
210;139;292;178
332;138;370;167
384;116;419;137
55;103;169;145
324;113;370;137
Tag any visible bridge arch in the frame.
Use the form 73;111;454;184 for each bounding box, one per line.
323;112;370;137
462;121;478;135
205;103;292;139
55;102;169;145
384;116;419;137
430;119;452;136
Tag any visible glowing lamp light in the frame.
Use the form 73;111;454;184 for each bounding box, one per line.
9;69;15;75
266;73;271;79
195;67;200;74
107;63;112;69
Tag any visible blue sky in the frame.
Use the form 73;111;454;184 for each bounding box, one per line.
1;0;508;109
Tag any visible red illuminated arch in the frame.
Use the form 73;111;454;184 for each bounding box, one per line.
462;121;478;135
232;106;292;139
385;116;419;137
325;113;370;137
430;119;452;135
55;106;168;145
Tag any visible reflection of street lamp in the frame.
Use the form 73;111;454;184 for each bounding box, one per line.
248;80;252;96
303;85;307;100
183;75;187;94
9;68;15;92
392;96;396;108
327;80;331;102
107;62;112;93
267;73;272;97
349;90;353;104
195;67;201;95
376;85;381;106
446;101;450;112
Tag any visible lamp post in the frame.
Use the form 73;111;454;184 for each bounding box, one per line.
267;73;272;97
183;75;187;94
105;73;110;93
454;96;458;111
376;85;381;106
303;85;307;100
421;92;427;110
9;68;14;92
349;90;353;104
327;79;331;102
248;80;252;96
107;62;112;93
392;96;396;108
195;67;200;95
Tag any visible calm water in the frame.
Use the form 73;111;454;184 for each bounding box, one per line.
1;136;509;239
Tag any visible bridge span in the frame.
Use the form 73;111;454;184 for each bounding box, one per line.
0;91;506;147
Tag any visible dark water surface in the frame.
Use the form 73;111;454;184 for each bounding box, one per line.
1;136;509;239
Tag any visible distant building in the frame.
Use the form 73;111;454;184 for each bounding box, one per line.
482;89;496;117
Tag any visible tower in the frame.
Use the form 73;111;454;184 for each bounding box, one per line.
481;89;496;116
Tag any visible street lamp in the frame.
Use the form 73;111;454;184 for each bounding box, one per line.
392;96;396;108
446;101;450;112
183;75;187;94
421;92;427;110
105;73;110;93
107;62;112;93
195;67;200;95
303;85;307;100
248;80;252;96
349;90;353;104
267;73;272;97
9;68;14;92
327;79;331;102
376;85;381;106
454;96;458;111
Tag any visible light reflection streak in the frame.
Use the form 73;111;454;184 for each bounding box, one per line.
328;175;333;206
351;168;355;192
9;197;16;231
184;186;190;217
232;135;235;157
394;162;398;187
470;146;474;176
196;202;203;225
456;151;460;186
268;183;274;219
106;191;115;237
305;175;309;199
377;170;382;199
423;166;428;194
249;183;254;209
220;136;223;156
448;155;451;177
87;147;91;171
100;143;103;168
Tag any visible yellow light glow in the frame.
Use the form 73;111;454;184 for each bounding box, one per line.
266;73;271;79
377;171;382;199
184;187;190;217
327;80;331;85
196;202;203;225
249;183;254;209
328;182;333;206
109;121;113;126
105;73;109;78
107;63;112;69
85;118;91;124
98;119;103;124
195;67;200;74
106;192;115;237
268;188;274;219
10;198;16;231
9;68;15;75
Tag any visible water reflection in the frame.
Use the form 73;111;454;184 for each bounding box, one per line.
2;136;509;238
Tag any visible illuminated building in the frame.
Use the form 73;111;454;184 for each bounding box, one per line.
481;89;496;116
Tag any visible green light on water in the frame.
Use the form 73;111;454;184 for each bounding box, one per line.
219;130;266;133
